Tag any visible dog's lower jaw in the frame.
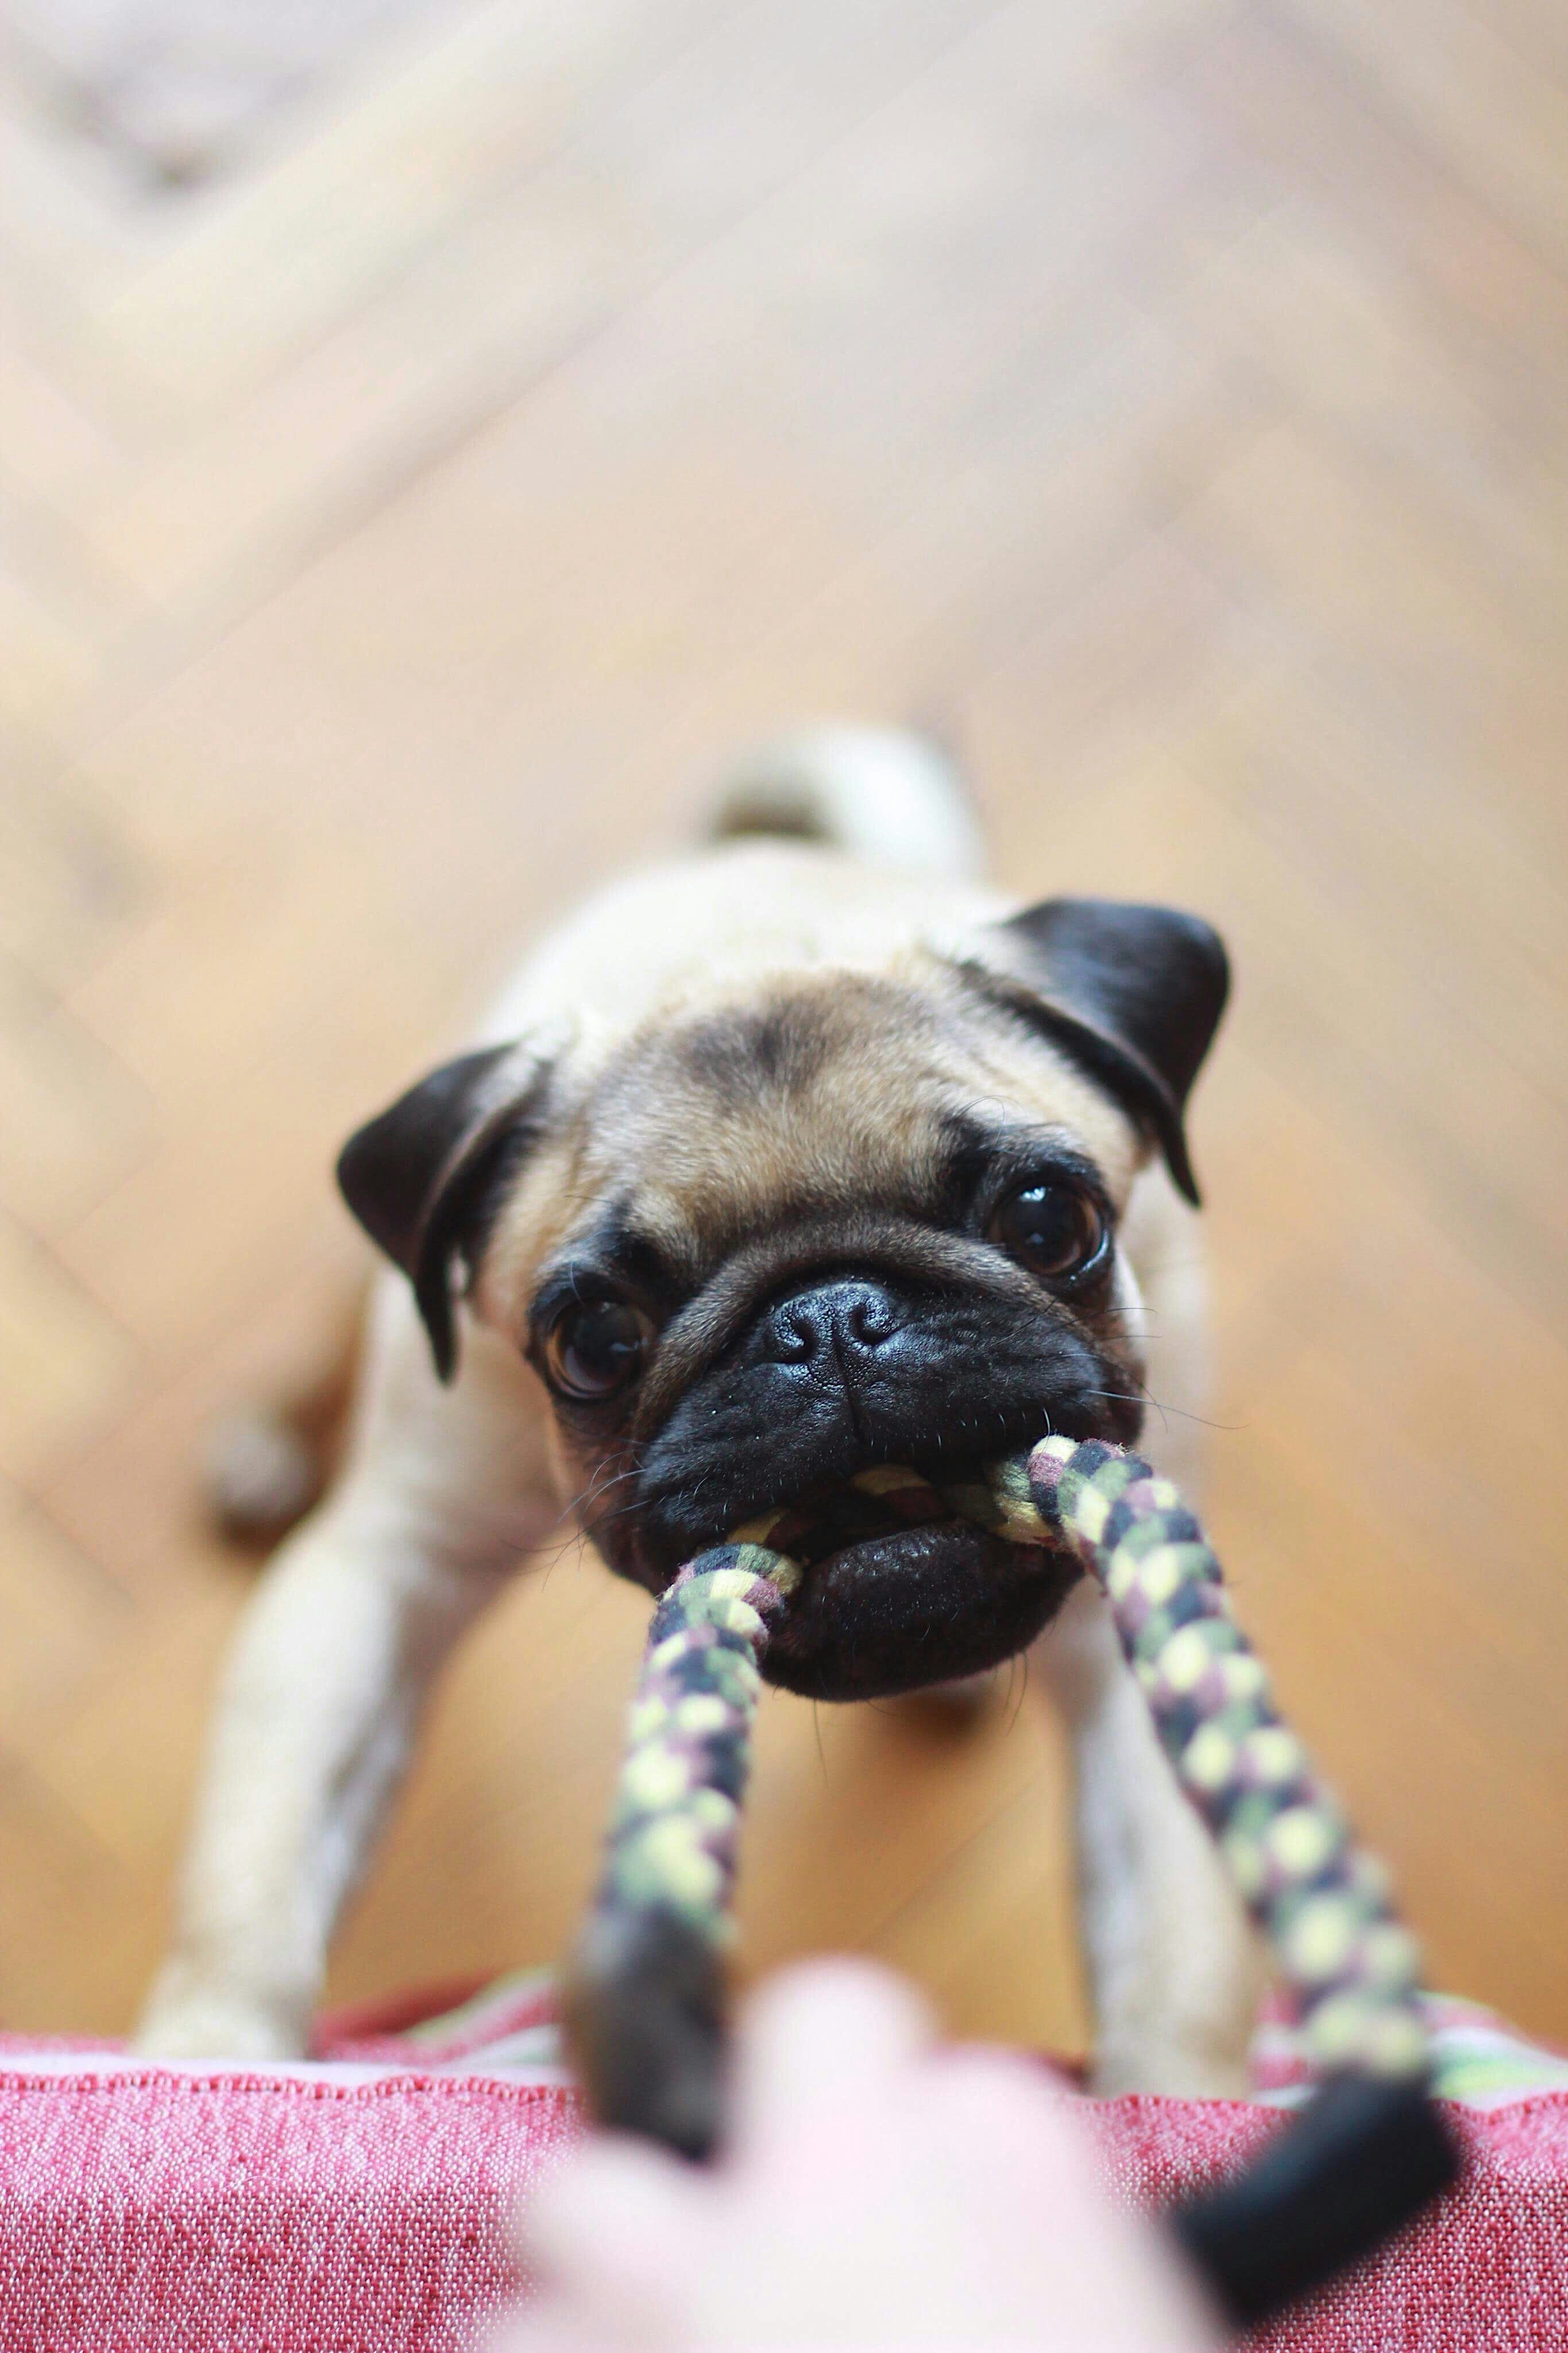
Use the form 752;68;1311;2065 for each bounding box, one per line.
592;1514;1083;1704
758;1521;1079;1701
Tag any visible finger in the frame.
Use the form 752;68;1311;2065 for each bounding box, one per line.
492;2295;622;2353
915;2048;1220;2349
522;2134;700;2305
731;1958;934;2156
916;2046;1088;2201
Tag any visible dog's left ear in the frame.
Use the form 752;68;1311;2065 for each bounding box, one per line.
337;1040;554;1382
979;897;1229;1205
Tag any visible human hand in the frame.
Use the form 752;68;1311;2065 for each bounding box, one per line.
501;1959;1219;2350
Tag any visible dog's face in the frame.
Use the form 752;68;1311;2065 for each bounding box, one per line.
338;893;1226;1700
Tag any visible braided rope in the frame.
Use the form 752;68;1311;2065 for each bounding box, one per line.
580;1434;1428;2093
593;1546;791;1952
1023;1437;1426;2084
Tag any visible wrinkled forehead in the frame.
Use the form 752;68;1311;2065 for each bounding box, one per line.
592;980;970;1248
495;973;1141;1300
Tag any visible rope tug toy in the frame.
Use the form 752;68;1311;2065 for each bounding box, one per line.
567;1437;1457;2326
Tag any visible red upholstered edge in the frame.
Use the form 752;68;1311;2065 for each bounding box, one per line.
0;2063;1563;2353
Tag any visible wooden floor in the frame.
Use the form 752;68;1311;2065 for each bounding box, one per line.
3;0;1568;2062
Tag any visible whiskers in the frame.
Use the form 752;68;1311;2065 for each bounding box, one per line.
526;1454;647;1584
1084;1385;1243;1437
573;1456;644;1523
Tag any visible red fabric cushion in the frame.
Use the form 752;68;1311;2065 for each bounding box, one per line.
0;2017;1562;2348
0;2066;566;2351
1090;2093;1568;2351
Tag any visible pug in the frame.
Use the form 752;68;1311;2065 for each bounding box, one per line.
138;728;1259;2092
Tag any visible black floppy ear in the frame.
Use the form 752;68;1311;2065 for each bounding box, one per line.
337;1042;553;1382
983;897;1229;1205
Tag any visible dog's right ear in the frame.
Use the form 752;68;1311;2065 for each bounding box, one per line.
337;1042;553;1383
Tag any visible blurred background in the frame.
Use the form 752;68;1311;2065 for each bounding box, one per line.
2;0;1566;2060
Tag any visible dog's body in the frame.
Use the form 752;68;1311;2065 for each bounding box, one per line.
139;731;1258;2089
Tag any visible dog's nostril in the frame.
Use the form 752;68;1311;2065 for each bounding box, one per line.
845;1295;896;1348
773;1308;816;1363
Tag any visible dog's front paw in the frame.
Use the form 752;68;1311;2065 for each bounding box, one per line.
136;1968;308;2062
1088;2040;1252;2099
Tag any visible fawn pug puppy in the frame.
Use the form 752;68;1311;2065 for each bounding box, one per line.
139;730;1258;2090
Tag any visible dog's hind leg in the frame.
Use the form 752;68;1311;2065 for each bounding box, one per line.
702;724;986;880
203;1272;368;1546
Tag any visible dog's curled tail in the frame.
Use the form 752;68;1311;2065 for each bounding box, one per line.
704;724;986;880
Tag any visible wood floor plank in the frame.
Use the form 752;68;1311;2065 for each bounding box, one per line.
0;747;147;996
0;552;100;745
1280;0;1568;277
1475;0;1568;86
60;0;1226;658
0;979;149;1241
0;1755;129;2035
867;1757;1085;2057
0;1212;138;1488
1174;9;1568;392
0;1484;133;1749
75;0;767;414
1134;191;1568;612
37;1241;364;1603
0;295;132;516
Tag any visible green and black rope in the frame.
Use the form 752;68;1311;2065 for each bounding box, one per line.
567;1436;1457;2324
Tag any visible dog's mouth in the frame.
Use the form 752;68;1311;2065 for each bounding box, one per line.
730;1463;973;1569
621;1370;1136;1703
716;1463;1080;1703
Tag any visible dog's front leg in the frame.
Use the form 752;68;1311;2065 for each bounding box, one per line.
138;1283;559;2059
1036;1583;1262;2095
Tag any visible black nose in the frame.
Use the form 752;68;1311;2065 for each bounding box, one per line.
761;1278;909;1367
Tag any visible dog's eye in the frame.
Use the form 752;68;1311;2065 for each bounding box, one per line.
988;1181;1107;1282
543;1298;654;1401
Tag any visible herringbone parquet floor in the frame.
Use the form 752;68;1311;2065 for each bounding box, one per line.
3;0;1567;2062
